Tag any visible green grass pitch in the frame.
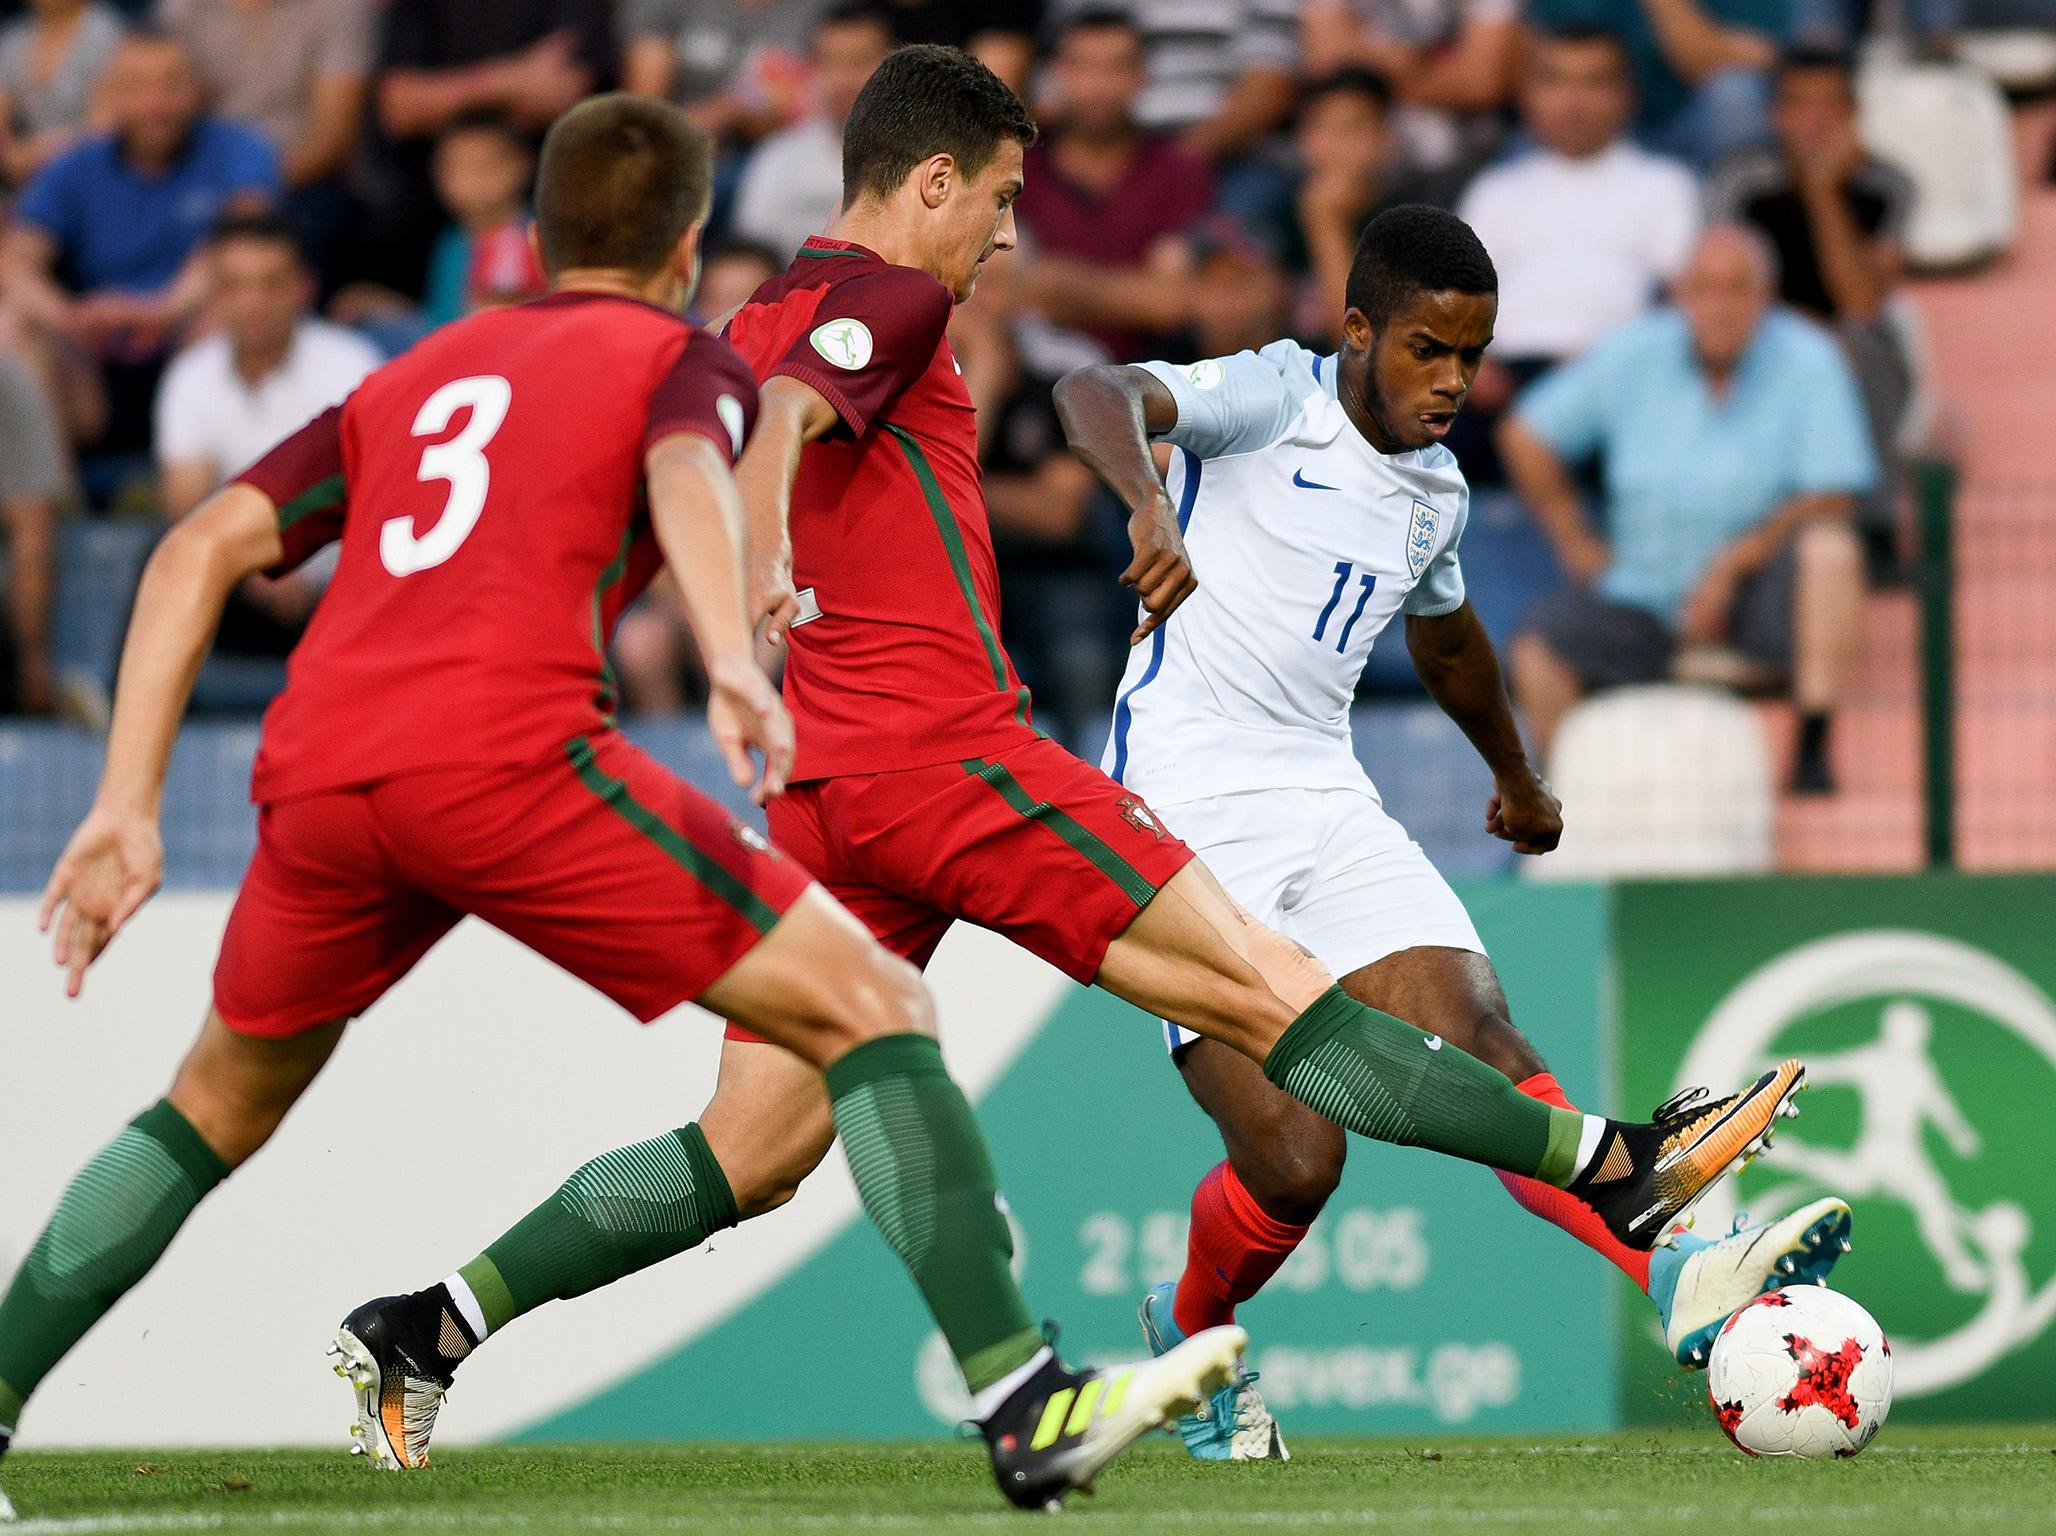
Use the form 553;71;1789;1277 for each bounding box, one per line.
6;1429;2052;1535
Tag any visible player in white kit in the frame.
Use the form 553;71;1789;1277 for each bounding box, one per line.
1056;207;1853;1461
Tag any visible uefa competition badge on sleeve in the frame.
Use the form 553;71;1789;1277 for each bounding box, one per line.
810;318;874;370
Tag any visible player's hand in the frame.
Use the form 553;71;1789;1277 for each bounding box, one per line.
38;805;164;998
1122;499;1197;645
706;655;795;807
1486;770;1562;856
749;547;801;648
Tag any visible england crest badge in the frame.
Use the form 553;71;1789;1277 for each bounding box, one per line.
1406;499;1440;579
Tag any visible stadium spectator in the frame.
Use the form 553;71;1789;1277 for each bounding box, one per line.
1172;212;1295;361
330;112;547;351
0;0;123;187
1524;0;1782;170
951;247;1126;742
2;28;278;453
1459;26;1698;367
365;0;613;291
621;0;821;141
1301;0;1518;176
1014;8;1213;362
0;350;63;715
692;238;781;330
154;213;377;666
1278;68;1432;339
157;0;372;259
730;2;893;261
1502;226;1875;795
1447;25;1697;481
1114;0;1302;178
1708;44;1916;556
875;0;1043;99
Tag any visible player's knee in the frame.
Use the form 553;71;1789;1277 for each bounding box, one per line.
820;944;935;1051
1237;1107;1346;1226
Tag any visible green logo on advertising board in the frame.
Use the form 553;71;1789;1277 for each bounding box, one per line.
1617;876;2056;1424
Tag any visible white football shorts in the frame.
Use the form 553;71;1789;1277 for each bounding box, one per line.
1157;784;1485;1054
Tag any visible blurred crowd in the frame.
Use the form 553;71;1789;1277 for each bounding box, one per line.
0;0;2044;795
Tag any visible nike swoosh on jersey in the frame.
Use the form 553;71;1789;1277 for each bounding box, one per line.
1292;469;1339;491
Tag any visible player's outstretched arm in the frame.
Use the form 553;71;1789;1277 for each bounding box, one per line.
39;484;285;995
646;431;794;804
1052;364;1196;645
733;376;842;648
1404;599;1562;857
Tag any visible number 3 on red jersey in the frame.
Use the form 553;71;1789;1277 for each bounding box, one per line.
381;374;512;577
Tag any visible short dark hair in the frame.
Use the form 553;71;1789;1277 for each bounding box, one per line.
1776;41;1856;86
440;107;531;153
1301;66;1394;118
1062;6;1143;43
816;0;893;38
841;44;1038;205
1533;22;1630;63
1345;205;1497;327
534;93;712;278
209;210;304;265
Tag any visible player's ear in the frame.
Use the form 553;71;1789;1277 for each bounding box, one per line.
526;221;548;281
917;152;955;211
1341;306;1373;353
672;222;705;310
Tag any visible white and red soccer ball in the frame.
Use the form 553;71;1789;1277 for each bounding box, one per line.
1707;1285;1894;1459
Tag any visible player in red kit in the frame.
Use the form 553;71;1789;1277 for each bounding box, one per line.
0;95;1246;1517
360;46;1804;1471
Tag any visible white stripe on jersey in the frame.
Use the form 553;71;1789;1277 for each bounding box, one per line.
1102;339;1470;807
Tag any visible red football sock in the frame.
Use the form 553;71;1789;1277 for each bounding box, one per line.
1494;1072;1652;1292
1172;1161;1311;1336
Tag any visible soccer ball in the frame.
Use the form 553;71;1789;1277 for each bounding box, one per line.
1707;1286;1892;1458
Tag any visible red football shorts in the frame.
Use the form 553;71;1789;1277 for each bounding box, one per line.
214;732;811;1038
724;732;1192;1043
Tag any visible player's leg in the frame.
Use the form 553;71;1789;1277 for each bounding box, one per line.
337;741;1243;1504
1098;843;1803;1249
0;792;450;1455
396;798;940;1375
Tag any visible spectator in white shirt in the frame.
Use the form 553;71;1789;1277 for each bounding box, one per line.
730;3;893;261
155;212;378;653
1458;24;1700;369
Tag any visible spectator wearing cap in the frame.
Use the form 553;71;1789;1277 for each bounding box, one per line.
1447;26;1697;483
1525;0;1785;171
157;0;373;259
1174;212;1295;362
155;213;378;668
1302;0;1518;177
365;0;613;292
620;0;822;144
1014;7;1213;363
1708;44;1916;556
0;0;125;186
731;3;894;261
2;27;279;454
0;350;64;715
1503;225;1874;795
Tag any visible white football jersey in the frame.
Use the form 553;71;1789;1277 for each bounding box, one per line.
1101;339;1470;805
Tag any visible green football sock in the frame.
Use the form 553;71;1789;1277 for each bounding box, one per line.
458;1123;739;1336
1265;986;1590;1186
0;1100;229;1427
826;1034;1043;1394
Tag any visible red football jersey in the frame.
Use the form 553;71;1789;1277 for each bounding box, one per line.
234;291;758;803
724;237;1033;781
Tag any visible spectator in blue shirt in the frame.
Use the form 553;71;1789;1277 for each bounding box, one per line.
0;28;278;453
1501;224;1876;795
